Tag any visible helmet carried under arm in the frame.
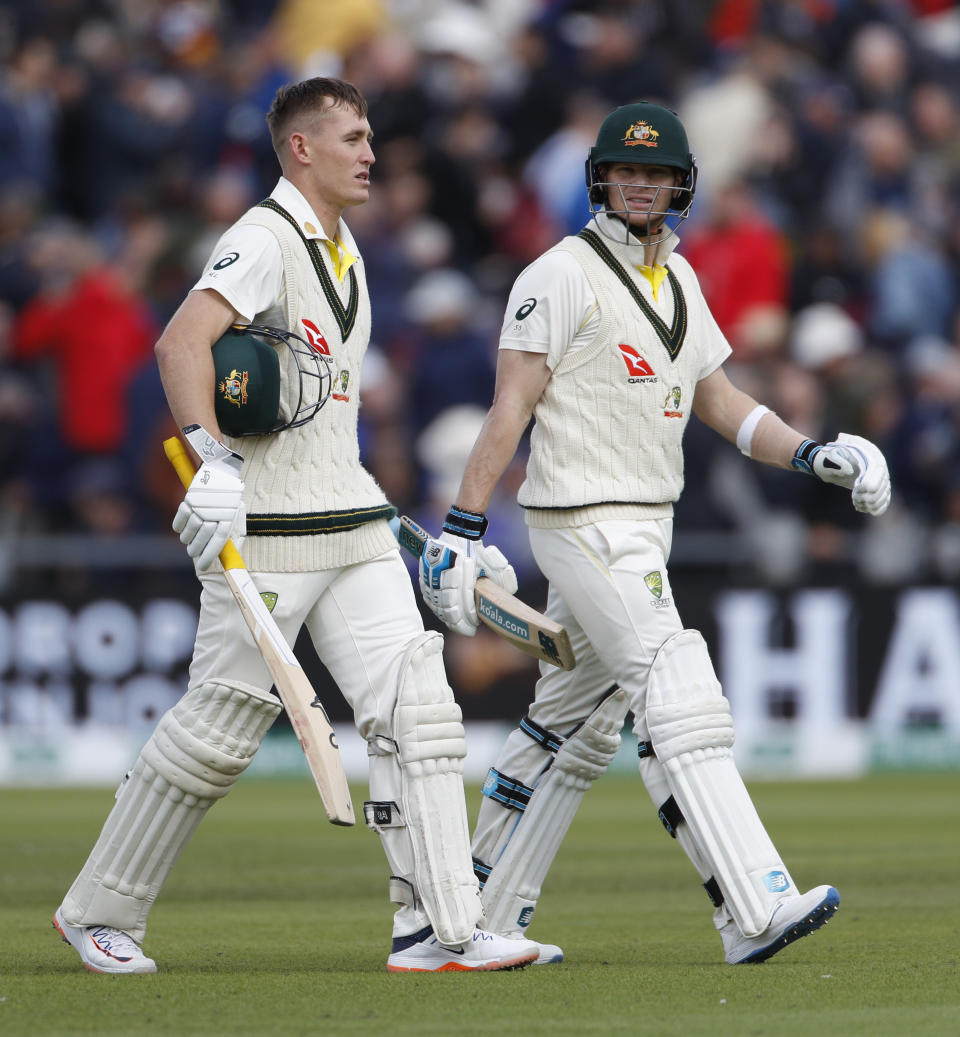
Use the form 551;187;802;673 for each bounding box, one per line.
212;324;334;437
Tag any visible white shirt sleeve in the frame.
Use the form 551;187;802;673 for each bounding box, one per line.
698;302;733;379
193;224;284;323
499;250;598;370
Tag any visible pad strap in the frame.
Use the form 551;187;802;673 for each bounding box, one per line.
480;768;535;812
364;800;404;830
520;714;565;754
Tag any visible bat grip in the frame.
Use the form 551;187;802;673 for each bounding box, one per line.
163;436;245;572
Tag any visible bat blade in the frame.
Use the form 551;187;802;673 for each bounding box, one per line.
394;515;576;670
223;568;355;826
163;435;354;826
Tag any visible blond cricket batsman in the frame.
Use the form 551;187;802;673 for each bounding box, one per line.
418;101;891;965
52;77;537;975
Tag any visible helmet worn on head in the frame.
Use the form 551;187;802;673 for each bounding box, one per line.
585;101;698;213
212;324;334;437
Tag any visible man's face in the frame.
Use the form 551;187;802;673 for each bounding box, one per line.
302;101;375;209
601;163;681;232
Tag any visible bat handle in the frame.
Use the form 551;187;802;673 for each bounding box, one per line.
163;435;246;572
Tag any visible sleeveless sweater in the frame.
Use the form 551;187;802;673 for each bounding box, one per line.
520;227;729;527
224;200;395;571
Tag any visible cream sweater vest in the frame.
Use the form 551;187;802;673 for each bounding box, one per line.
520;227;729;526
224;200;395;571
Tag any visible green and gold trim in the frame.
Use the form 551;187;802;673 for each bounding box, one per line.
577;227;687;359
256;199;359;341
246;504;396;536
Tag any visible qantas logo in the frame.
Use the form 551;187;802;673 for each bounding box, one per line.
301;318;330;355
618;343;658;383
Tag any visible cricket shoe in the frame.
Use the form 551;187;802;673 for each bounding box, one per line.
504;931;564;965
54;907;157;974
386;925;539;972
721;885;840;964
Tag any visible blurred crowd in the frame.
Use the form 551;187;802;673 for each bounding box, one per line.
2;0;960;587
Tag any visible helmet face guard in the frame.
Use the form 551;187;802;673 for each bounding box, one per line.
213;324;334;437
584;101;698;245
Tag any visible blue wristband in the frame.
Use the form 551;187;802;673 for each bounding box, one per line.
791;438;823;475
442;506;488;540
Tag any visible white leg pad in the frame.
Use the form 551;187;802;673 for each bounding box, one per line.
646;630;794;937
60;681;280;942
480;690;627;935
636;713;720;900
364;746;430;937
471;727;552;873
394;632;481;945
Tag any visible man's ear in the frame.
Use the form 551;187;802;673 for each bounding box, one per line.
288;131;310;166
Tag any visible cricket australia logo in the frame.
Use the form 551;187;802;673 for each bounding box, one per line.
259;591;278;612
664;386;683;417
644;570;672;610
218;368;249;408
332;369;350;401
618;343;658;383
622;120;660;148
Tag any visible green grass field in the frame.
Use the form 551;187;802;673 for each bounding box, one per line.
2;772;957;1036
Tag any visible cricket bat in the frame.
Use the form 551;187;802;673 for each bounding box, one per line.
164;435;355;826
393;514;576;671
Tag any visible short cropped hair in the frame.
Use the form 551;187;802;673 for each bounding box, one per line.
266;78;368;160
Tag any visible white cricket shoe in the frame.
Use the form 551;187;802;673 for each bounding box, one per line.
504;931;564;965
386;925;539;973
54;907;157;974
721;885;840;964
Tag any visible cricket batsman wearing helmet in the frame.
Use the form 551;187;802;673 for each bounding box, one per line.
418;100;890;965
53;77;535;975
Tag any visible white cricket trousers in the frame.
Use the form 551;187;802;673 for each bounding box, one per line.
527;518;684;726
191;547;425;740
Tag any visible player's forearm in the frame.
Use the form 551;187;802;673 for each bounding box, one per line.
455;403;528;513
155;290;237;445
156;332;220;436
695;367;807;470
454;348;550;514
746;411;808;469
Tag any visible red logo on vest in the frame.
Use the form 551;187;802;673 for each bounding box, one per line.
618;343;656;379
301;318;330;354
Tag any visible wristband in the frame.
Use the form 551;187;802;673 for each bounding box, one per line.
182;423;243;468
736;404;771;457
791;438;823;475
442;506;488;540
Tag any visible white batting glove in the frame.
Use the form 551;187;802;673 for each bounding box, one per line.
418;509;518;637
172;430;245;571
794;433;891;516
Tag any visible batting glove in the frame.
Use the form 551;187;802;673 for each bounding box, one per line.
419;508;518;637
173;447;245;571
793;433;891;516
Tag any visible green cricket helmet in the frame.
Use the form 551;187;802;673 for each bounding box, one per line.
212;324;334;437
585;101;698;219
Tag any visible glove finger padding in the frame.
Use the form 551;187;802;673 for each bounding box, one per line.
836;432;891;516
195;519;232;570
175;455;244;571
475;543;518;595
811;444;858;489
419;541;480;637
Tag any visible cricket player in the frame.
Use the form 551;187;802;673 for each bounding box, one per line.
419;101;891;965
53;77;538;975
